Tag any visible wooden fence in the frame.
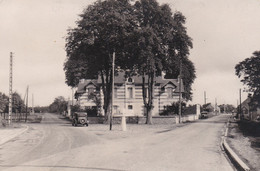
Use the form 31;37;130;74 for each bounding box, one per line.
0;112;28;122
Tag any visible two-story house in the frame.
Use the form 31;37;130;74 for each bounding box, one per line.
74;72;184;116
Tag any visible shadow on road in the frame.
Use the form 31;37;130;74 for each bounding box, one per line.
196;120;228;124
0;165;125;171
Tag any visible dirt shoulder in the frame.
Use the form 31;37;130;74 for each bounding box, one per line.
227;119;260;170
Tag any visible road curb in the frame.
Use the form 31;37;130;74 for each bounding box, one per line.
221;117;250;171
0;125;29;146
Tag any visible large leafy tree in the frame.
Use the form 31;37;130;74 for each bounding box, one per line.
0;92;8;113
12;92;25;113
65;0;195;125
164;12;195;101
235;51;260;108
49;96;67;114
129;0;194;124
164;56;196;101
0;92;25;113
64;0;135;121
219;104;235;113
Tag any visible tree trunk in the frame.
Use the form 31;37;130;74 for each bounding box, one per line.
146;106;153;124
100;54;113;124
142;72;154;125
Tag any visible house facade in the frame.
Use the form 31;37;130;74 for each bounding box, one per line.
75;72;184;116
240;97;260;121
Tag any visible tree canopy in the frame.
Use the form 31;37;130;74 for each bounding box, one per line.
0;92;25;113
0;92;8;113
64;0;195;124
65;0;136;120
49;96;67;114
235;51;260;108
129;0;194;123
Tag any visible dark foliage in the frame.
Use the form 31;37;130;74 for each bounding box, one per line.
235;51;260;109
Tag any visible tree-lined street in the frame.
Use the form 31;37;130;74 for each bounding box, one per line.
1;0;260;170
0;113;233;171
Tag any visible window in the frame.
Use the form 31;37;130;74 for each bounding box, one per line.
114;88;118;98
113;105;119;114
128;105;133;110
127;87;133;98
128;78;133;82
88;88;94;95
167;87;173;98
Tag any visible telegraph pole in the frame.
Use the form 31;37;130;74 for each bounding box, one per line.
178;56;182;124
239;88;242;120
32;94;34;114
25;86;29;122
204;91;207;105
215;98;217;114
71;88;74;106
8;52;13;125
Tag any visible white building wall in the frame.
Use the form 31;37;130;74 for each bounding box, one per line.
112;84;181;116
77;81;182;116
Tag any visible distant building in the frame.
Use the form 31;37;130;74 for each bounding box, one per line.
240;97;260;121
74;72;184;116
202;103;214;112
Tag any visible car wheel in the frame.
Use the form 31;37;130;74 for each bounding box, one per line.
79;119;85;124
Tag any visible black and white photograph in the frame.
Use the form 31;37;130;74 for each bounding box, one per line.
0;0;260;170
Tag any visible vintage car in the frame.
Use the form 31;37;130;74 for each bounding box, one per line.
200;111;208;119
72;112;89;127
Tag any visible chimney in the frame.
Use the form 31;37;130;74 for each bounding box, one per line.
161;71;166;80
80;79;85;83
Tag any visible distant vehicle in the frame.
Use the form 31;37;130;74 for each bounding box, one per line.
200;111;208;119
72;112;89;127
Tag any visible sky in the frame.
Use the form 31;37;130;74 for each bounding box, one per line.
0;0;260;107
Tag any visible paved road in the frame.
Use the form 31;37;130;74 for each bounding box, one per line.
0;113;234;171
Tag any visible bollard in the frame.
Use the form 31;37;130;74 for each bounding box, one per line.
121;115;127;131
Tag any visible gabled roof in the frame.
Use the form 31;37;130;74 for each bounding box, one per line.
80;71;184;93
241;97;251;110
76;80;98;94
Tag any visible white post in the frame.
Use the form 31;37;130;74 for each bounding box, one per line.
196;104;201;119
121;109;127;131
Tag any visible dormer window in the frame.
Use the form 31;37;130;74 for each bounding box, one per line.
167;87;173;98
161;87;165;93
87;88;94;95
127;78;133;83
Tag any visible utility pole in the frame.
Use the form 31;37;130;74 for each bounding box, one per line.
25;86;29;122
8;52;13;125
239;88;242;120
32;94;34;114
71;88;74;106
204;91;207;105
110;52;115;130
215;98;217;114
178;56;182;124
